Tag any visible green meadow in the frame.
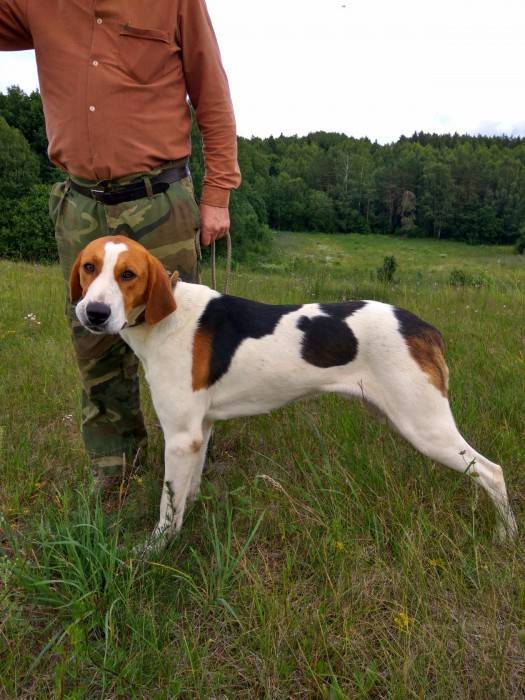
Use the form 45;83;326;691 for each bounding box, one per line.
1;232;524;698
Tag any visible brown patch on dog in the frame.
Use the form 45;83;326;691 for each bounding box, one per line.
142;253;177;325
190;439;202;453
394;307;449;397
69;253;84;303
192;328;212;391
69;238;108;302
406;334;449;397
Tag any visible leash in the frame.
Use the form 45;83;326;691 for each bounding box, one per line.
210;232;232;295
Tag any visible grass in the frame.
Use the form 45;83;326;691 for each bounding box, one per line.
1;231;524;698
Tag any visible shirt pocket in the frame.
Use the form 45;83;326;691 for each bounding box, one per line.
119;24;172;84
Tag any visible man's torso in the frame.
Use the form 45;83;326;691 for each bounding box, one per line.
23;1;191;179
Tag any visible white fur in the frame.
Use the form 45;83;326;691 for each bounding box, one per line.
79;247;518;550
76;242;129;334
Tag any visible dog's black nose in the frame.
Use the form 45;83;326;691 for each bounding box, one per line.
86;302;111;326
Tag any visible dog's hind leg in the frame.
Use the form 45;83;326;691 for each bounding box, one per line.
363;378;518;541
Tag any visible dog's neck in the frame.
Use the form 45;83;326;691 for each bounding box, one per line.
121;281;219;351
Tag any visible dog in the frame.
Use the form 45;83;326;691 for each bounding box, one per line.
70;235;518;549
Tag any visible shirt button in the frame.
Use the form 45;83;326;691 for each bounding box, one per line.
89;105;96;112
96;17;103;24
92;60;99;67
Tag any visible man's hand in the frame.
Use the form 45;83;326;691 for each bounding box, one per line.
199;203;230;247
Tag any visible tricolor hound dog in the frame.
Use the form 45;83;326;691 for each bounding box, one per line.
71;236;517;549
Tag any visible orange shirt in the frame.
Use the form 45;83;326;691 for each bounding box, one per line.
0;0;240;207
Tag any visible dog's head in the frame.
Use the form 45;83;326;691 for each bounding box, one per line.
70;236;177;334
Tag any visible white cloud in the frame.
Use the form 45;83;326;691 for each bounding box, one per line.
1;0;524;142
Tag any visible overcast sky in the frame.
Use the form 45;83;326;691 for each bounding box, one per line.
1;0;524;143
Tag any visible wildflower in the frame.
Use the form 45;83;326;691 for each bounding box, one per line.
334;541;345;551
393;610;411;632
429;558;445;570
23;313;41;326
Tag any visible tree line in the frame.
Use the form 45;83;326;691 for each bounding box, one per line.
235;130;525;245
0;85;524;262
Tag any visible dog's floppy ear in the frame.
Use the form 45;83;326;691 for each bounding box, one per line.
69;252;83;303
145;253;177;324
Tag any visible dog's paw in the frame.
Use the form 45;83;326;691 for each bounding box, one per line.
132;525;176;559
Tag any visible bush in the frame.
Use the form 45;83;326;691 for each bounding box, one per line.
376;255;397;283
448;268;486;288
0;184;56;261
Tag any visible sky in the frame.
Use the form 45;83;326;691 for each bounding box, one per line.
1;0;524;144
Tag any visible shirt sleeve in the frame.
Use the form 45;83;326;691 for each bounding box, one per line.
178;0;241;207
0;0;33;50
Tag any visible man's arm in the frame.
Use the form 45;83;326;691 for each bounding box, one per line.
0;0;33;50
178;0;241;244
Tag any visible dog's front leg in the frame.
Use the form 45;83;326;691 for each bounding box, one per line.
146;431;204;551
188;420;213;502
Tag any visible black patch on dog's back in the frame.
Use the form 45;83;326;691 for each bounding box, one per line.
197;295;300;386
320;300;367;320
296;301;365;368
297;314;359;368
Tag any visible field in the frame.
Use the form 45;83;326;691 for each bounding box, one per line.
1;232;524;698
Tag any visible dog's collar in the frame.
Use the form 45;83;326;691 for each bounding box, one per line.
124;304;146;329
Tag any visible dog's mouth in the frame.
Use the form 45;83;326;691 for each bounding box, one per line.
85;322;109;334
85;320;128;335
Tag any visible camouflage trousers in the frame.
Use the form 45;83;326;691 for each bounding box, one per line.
49;158;200;477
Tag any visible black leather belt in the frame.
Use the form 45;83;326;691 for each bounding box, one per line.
69;164;190;205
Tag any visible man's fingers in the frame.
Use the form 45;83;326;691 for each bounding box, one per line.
200;228;212;247
215;227;229;240
200;226;229;247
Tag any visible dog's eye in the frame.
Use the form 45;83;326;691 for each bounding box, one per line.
120;270;136;281
83;263;95;273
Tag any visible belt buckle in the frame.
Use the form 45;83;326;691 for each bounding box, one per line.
90;188;106;201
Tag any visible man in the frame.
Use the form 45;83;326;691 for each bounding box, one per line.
0;0;241;488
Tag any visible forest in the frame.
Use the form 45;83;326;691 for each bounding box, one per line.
1;85;525;261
